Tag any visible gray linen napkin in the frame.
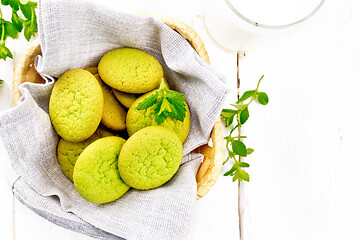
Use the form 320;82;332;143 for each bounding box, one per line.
0;0;229;239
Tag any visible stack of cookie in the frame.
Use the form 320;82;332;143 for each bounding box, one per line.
49;48;190;204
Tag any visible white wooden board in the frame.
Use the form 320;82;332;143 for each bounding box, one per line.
1;0;360;239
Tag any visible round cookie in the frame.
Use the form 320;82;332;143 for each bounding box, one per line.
112;89;138;108
95;127;114;138
94;74;127;131
49;69;103;142
57;128;114;181
84;66;98;75
73;137;129;204
98;48;163;94
126;89;191;143
118;126;183;190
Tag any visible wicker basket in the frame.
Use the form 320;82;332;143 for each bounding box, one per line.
12;16;223;200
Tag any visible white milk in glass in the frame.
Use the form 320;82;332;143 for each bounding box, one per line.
204;0;324;52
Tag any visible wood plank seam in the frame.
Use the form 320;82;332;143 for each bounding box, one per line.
237;51;247;240
237;52;242;240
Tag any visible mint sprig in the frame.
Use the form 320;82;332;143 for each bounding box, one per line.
136;79;187;124
0;0;37;61
221;75;268;182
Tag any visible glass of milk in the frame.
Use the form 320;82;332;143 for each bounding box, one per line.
204;0;325;52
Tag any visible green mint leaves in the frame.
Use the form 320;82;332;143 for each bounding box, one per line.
0;0;37;61
221;75;268;182
224;161;250;182
136;90;160;109
0;42;12;59
135;78;187;125
257;91;269;105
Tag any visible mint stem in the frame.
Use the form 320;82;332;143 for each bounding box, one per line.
1;21;5;42
256;75;264;90
221;75;267;182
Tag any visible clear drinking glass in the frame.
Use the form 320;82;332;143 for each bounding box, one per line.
204;0;325;53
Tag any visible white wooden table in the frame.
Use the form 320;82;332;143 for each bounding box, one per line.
1;0;359;239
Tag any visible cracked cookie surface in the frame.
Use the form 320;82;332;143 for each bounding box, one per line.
73;136;129;204
118;126;183;190
49;69;104;142
57;128;114;182
98;48;163;94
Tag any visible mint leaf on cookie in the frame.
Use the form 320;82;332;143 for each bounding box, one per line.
136;78;187;125
136;91;159;110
